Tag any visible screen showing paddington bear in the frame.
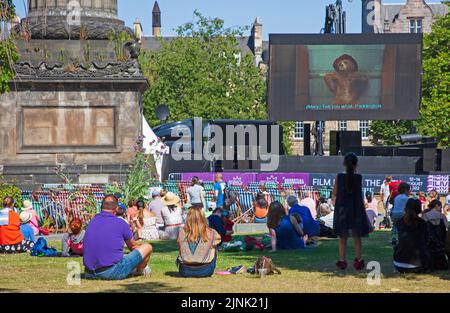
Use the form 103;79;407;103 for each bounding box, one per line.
268;34;422;121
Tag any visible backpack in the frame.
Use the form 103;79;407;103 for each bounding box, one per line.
67;238;83;255
254;256;281;275
30;238;59;257
223;187;238;209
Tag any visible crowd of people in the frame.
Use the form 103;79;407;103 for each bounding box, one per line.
0;153;449;279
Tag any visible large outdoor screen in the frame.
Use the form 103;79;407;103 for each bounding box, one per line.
268;34;422;121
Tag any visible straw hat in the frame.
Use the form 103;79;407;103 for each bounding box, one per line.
22;200;33;211
161;192;181;207
19;211;32;224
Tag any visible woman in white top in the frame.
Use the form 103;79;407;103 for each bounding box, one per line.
186;176;205;208
159;192;183;240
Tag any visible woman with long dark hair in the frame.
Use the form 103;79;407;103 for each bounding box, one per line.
267;201;305;251
394;198;432;273
332;153;371;270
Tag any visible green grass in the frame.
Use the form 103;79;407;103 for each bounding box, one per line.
0;231;449;293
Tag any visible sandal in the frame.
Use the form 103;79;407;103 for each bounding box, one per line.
353;258;365;270
336;260;348;270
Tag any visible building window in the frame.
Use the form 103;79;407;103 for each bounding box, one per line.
294;122;304;140
359;120;370;140
338;120;347;131
409;19;423;33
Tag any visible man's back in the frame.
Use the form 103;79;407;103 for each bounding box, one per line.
289;204;319;236
392;194;409;214
83;211;132;270
149;198;165;224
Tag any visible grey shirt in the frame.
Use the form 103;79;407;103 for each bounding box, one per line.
187;184;204;204
149;198;165;225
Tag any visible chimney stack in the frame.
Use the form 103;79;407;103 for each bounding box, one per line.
152;1;161;37
251;17;263;66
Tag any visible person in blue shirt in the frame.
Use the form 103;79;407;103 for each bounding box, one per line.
213;173;226;208
391;182;411;245
19;211;36;243
286;195;320;238
267;201;305;251
207;208;232;244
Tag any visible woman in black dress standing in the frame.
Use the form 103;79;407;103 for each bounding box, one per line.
332;153;371;270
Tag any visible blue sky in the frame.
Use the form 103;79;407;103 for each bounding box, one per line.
13;0;443;39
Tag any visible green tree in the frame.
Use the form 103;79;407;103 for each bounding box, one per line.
0;0;19;94
417;2;450;148
139;11;267;127
370;3;450;147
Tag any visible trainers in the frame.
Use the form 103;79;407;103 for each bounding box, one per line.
353;258;365;270
336;260;348;270
142;266;152;277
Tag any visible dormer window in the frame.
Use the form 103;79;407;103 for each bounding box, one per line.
409;18;423;33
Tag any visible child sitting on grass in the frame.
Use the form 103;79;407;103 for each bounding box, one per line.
221;210;234;243
61;218;85;257
19;211;36;243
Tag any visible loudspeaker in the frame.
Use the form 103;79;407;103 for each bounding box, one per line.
422;148;437;172
330;131;362;155
304;123;311;155
440;148;450;172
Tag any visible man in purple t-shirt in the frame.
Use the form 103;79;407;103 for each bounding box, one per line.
83;194;153;280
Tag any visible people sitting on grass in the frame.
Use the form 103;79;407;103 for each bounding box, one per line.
422;200;448;231
317;203;336;238
221;210;234;243
332;153;371;270
62;218;85;257
159;192;183;240
132;199;147;240
207;207;232;244
287;195;320;238
391;182;411;245
19;211;36;243
421;200;449;270
176;207;221;278
21;200;39;236
126;200;138;226
393;198;432;273
149;189;166;229
83;194;152;280
0;197;34;254
253;193;269;224
365;191;378;231
139;200;160;241
187;176;205;208
267;201;305;251
300;195;317;219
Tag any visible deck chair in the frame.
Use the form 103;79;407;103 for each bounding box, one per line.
233;191;255;223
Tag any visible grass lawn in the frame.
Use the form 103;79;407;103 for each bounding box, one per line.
0;231;449;293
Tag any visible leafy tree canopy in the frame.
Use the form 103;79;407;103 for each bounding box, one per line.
139;10;268;127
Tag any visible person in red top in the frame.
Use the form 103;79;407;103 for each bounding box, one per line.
221;210;234;243
0;197;34;254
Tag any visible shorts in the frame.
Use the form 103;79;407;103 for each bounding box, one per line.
176;252;217;278
84;250;143;281
0;240;34;254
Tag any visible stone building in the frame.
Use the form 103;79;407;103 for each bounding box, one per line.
290;0;448;156
0;0;148;185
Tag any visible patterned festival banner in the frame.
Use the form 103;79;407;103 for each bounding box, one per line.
180;172;448;193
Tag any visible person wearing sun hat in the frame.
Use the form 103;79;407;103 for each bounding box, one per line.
159;192;183;240
19;211;36;243
21;200;39;236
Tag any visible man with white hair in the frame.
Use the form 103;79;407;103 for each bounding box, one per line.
149;189;166;228
287;195;320;237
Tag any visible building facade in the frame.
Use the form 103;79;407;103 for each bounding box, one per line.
289;0;447;156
